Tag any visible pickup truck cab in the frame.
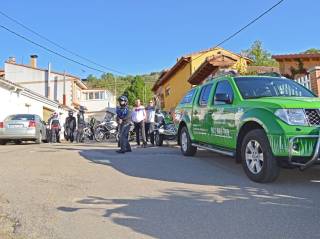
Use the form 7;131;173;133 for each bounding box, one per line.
175;75;320;183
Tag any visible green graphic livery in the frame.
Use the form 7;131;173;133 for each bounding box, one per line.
175;75;320;183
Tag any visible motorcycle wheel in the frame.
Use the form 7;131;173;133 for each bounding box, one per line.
94;128;106;142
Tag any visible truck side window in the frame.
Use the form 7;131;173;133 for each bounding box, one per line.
180;88;196;104
199;84;213;106
214;80;234;105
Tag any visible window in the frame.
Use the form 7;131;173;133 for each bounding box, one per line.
234;77;315;99
89;92;94;100
165;87;171;96
198;84;213;106
180;88;196;104
100;92;106;100
95;92;100;99
214;80;234;105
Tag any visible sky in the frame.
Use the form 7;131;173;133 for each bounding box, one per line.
0;0;318;78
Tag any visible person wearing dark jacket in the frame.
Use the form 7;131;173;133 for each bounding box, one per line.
76;106;86;143
65;110;76;142
116;95;132;154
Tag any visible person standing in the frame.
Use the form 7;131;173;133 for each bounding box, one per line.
64;110;76;143
145;100;156;145
131;99;147;147
49;112;61;143
116;96;132;154
76;106;86;143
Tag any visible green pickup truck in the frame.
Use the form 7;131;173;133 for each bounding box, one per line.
175;75;320;183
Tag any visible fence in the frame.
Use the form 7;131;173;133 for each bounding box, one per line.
294;75;311;90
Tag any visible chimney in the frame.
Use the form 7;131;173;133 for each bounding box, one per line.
7;57;16;64
30;55;38;68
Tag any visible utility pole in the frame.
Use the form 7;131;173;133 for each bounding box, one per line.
114;77;117;102
63;71;66;105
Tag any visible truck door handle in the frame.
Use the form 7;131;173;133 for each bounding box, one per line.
194;110;199;115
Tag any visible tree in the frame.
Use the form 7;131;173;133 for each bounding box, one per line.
242;40;278;67
86;72;158;106
124;76;150;106
304;48;320;54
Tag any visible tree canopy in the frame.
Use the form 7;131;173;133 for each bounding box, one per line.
86;72;159;106
304;48;320;54
242;40;278;67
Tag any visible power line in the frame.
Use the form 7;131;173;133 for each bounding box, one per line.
192;0;285;62
0;10;127;75
0;24;115;74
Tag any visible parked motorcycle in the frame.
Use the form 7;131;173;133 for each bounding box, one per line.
94;120;118;142
153;110;177;146
153;122;177;146
77;122;95;143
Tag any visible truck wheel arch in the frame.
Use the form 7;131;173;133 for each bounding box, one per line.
177;121;187;145
236;121;266;163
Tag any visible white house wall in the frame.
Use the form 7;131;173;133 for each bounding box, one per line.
0;84;69;123
5;63;74;107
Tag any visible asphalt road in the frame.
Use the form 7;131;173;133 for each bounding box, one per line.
0;142;319;239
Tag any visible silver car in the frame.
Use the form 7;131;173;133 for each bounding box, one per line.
0;114;47;145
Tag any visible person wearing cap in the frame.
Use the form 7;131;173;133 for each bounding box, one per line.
145;100;156;145
116;95;132;153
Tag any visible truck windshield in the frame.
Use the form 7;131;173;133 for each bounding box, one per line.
234;77;315;99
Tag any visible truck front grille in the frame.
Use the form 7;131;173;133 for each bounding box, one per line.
305;109;320;126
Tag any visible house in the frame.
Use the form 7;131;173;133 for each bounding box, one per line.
4;55;87;109
273;53;320;95
79;89;116;121
0;77;70;123
3;55;116;118
272;53;320;79
152;47;251;111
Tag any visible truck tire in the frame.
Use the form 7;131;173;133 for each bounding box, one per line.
180;126;197;156
241;129;279;183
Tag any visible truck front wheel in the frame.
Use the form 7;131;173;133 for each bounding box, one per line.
180;127;197;156
241;129;279;183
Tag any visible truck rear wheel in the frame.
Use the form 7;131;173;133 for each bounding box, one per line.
180;126;197;156
241;129;279;183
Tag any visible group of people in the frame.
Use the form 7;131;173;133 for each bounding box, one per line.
116;95;156;154
47;106;87;143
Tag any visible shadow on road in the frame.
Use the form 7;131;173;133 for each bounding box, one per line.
57;188;320;239
54;146;320;238
78;146;320;187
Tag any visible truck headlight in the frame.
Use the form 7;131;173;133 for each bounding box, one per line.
275;109;308;126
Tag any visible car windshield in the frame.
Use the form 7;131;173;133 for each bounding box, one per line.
234;77;315;99
7;114;35;121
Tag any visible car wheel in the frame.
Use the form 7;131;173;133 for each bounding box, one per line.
0;140;7;145
35;132;43;144
241;129;280;183
14;140;22;145
180;126;197;156
155;132;163;146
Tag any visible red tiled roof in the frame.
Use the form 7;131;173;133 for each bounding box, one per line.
152;59;190;91
188;54;238;85
272;53;320;60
